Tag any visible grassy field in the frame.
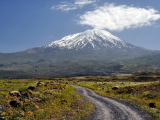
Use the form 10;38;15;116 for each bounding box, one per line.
0;79;94;120
1;72;160;119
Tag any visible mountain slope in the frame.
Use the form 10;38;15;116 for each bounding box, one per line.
0;29;160;78
29;29;159;62
0;29;159;64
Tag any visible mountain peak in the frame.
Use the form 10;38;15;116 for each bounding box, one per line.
45;29;131;50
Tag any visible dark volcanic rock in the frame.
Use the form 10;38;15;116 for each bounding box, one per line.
149;103;156;108
28;86;36;90
9;100;20;107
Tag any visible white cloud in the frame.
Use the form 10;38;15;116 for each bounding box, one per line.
75;0;96;5
51;0;97;11
78;3;160;31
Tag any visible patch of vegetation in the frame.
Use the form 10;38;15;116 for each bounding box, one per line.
0;79;94;119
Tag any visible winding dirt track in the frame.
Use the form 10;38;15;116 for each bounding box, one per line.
72;85;153;120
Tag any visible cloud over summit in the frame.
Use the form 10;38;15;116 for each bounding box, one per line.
78;3;160;31
51;0;97;11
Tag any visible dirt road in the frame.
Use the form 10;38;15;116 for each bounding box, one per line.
72;85;153;120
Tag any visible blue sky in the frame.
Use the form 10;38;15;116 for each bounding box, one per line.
0;0;160;53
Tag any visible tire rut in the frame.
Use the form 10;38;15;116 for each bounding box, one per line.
72;85;153;120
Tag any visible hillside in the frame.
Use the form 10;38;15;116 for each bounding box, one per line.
0;29;160;78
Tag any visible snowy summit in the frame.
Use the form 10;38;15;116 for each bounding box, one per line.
45;29;134;50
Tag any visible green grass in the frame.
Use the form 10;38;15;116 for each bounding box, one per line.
0;79;95;120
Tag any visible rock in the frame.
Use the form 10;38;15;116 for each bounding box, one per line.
112;86;119;90
50;81;54;83
9;100;20;107
43;91;48;95
9;91;21;97
0;117;7;120
61;100;67;104
59;87;64;90
0;105;4;112
149;103;156;108
20;91;29;98
120;82;124;85
28;90;32;95
28;86;36;90
37;81;44;87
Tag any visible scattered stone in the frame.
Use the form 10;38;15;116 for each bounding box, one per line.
59;87;64;90
28;86;36;91
112;86;119;90
20;91;29;98
43;91;48;95
37;82;44;87
120;82;124;85
9;91;21;97
29;90;32;95
149;103;156;108
61;100;67;104
0;105;4;112
9;100;20;107
50;81;54;83
45;82;50;84
0;117;7;120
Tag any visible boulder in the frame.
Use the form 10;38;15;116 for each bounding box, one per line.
9;100;20;107
28;86;36;91
0;117;7;120
20;91;29;98
0;105;4;112
112;86;119;90
9;91;21;97
149;103;156;108
59;87;65;90
50;81;54;83
37;82;44;87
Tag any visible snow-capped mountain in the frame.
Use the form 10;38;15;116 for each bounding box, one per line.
1;29;160;79
15;28;159;63
45;29;135;50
